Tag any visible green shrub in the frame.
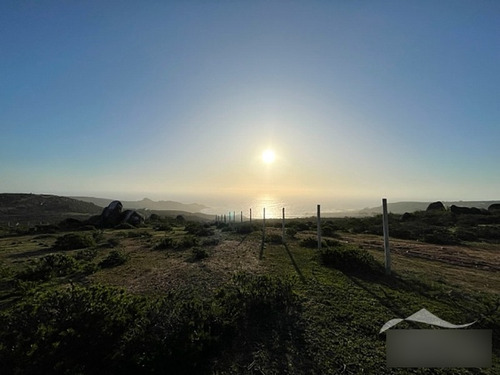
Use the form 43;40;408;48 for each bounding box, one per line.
300;236;319;248
155;223;172;232
191;247;209;260
476;225;500;241
185;222;214;236
54;233;96;250
202;237;220;246
154;236;198;250
285;227;297;238
74;248;98;262
106;237;121;248
178;235;198;249
455;227;479;242
154;237;175;250
99;250;128;268
319;244;383;274
321;221;339;237
18;253;81;281
266;233;283;244
0;274;303;374
422;229;459;245
234;222;258;234
0;284;142;374
127;230;152;238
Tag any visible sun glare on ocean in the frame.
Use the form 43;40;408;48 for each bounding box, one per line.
262;149;275;164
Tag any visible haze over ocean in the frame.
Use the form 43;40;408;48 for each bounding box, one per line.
1;2;499;206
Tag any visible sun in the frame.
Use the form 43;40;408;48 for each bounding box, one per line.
262;149;276;164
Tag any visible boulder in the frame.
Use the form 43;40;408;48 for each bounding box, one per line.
488;203;500;213
92;201;144;228
400;212;414;221
120;210;144;226
450;205;482;215
426;201;445;211
100;200;123;227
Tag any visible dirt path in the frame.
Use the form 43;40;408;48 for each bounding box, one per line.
340;233;500;272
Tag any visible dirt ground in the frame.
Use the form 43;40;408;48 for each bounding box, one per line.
90;232;266;295
340;233;500;272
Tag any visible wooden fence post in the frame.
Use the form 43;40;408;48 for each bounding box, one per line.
262;207;266;243
382;198;391;275
317;204;321;250
250;208;252;223
282;207;286;243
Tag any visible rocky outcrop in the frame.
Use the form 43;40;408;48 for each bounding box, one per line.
488;203;500;213
450;205;482;215
89;201;144;228
426;201;445;211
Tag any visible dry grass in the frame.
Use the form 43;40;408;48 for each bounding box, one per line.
340;233;500;293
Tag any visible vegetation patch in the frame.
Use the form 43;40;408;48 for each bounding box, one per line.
0;273;302;374
99;250;128;269
319;243;384;275
191;247;209;261
18;253;87;281
265;233;283;244
234;222;259;234
154;235;198;250
53;233;96;250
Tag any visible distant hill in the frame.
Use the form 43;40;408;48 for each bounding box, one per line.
72;196;208;213
0;193;102;224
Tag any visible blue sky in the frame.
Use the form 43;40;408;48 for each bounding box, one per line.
1;1;499;208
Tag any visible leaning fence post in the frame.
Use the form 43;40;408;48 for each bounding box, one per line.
317;204;321;250
382;198;391;275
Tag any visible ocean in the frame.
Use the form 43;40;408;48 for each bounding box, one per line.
190;194;377;219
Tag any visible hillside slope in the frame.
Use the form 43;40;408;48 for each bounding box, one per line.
0;193;102;224
72;196;208;212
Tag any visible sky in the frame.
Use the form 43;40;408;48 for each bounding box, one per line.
1;0;499;210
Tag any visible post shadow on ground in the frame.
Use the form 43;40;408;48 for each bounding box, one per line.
283;242;306;283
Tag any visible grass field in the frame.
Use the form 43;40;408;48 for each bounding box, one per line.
0;219;498;374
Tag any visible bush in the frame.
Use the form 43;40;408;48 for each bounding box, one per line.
300;236;319;249
319;244;383;274
18;253;81;281
285;227;297;238
185;222;214;237
127;230;152;238
74;248;98;262
154;236;198;251
266;233;283;244
321;221;339;237
422;229;459;245
191;247;209;261
455;227;479;242
0;285;142;374
234;223;258;234
54;233;96;250
202;237;220;246
154;237;175;250
0;274;302;374
99;250;128;268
